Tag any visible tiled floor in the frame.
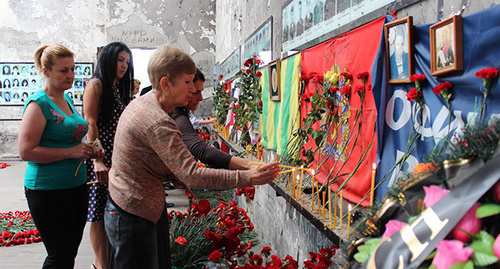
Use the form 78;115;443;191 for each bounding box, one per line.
0;160;189;269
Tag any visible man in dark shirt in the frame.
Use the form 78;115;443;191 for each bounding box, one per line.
169;69;250;170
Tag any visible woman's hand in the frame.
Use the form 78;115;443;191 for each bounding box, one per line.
249;162;279;186
72;143;97;159
93;158;109;184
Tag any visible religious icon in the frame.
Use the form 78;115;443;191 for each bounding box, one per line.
268;59;281;101
430;15;463;76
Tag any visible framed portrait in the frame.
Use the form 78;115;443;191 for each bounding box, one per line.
268;59;281;102
430;15;463;76
384;16;414;83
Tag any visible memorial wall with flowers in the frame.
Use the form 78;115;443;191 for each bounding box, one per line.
210;4;500;268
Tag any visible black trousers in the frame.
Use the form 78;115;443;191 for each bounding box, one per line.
25;184;88;269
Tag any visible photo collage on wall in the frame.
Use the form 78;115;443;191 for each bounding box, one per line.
0;62;93;105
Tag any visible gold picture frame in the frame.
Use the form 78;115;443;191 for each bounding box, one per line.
384;16;414;83
430;15;463;76
268;59;281;101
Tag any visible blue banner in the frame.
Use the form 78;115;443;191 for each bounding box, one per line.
372;5;500;200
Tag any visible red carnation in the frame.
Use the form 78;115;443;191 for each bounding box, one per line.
406;87;418;101
354;85;363;93
250;254;263;266
410;73;426;82
194;199;211;215
357;71;369;80
341;85;351;95
218;75;223;80
258;101;263;107
209;250;223;262
256;71;262;77
246;69;252;74
341;72;353;81
256;59;261;64
433;81;452;95
476;67;499;79
244;58;253;67
7;221;12;227
261;246;272;256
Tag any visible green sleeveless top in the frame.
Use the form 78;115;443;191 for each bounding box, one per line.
22;90;88;190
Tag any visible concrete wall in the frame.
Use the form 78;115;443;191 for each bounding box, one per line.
217;0;500;261
0;0;216;158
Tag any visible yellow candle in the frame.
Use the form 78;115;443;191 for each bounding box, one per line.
333;191;337;229
322;191;326;222
347;204;352;239
295;174;301;198
370;163;376;206
316;182;321;212
339;190;343;228
311;170;315;211
292;168;296;197
299;168;304;197
328;185;332;228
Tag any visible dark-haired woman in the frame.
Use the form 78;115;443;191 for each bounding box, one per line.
83;42;134;269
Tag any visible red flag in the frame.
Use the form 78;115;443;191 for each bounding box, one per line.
300;16;384;205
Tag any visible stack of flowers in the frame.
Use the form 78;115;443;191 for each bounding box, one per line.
235;186;256;200
213;75;236;128
210;245;338;268
169;199;259;268
0;210;41;247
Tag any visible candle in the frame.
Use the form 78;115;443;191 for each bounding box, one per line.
299;168;304;198
311;170;315;211
333;191;337;229
328;184;332;228
347;204;352;239
370;163;376;206
295;175;302;198
322;191;326;222
339;190;343;228
292;168;296;197
316;182;321;212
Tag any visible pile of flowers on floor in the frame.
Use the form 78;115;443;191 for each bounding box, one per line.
0;210;41;247
168;193;338;268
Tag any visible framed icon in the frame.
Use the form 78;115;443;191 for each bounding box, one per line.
430;15;463;76
268;59;281;101
384;16;414;83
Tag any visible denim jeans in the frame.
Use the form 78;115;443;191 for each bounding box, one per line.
104;198;159;269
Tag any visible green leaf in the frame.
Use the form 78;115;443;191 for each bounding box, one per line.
449;261;474;269
476;203;500;218
312;93;320;102
353;238;382;263
469;231;498;266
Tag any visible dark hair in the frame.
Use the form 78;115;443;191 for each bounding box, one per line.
193;68;205;83
94;42;134;123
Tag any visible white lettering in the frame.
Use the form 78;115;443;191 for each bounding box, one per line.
386;89;412;131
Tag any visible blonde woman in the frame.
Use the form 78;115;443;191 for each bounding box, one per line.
105;45;278;268
18;44;102;268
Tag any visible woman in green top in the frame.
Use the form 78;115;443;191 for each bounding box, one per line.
18;44;103;268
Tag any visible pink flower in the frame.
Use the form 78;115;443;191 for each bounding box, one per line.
431;240;473;269
494;234;500;258
423;185;450;208
382;219;407;240
451;203;482;243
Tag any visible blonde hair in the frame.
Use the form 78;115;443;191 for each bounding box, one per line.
34;44;74;74
147;45;196;91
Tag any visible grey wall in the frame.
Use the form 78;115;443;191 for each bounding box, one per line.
0;0;216;158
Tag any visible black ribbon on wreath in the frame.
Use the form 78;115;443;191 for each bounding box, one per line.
356;151;500;268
